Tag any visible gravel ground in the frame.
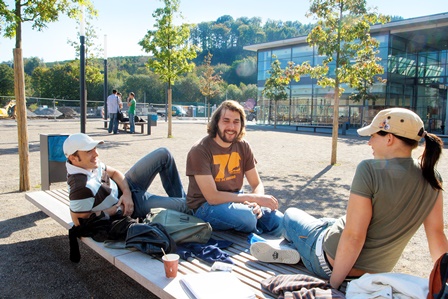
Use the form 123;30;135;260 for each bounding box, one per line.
0;117;447;298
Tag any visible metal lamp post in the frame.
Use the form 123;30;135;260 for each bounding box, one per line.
103;35;108;128
80;6;86;133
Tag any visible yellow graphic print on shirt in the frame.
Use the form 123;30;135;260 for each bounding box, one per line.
213;152;241;182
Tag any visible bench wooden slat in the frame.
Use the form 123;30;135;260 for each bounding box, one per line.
47;189;70;205
25;191;73;230
114;251;185;299
103;120;147;134
25;189;316;298
295;124;333;133
82;238;134;264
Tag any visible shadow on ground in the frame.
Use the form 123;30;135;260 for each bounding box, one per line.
261;164;349;218
0;210;156;299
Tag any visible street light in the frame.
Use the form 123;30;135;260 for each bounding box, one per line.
103;35;108;128
80;5;86;133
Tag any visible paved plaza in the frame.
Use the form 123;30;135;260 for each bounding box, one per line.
1;117;446;297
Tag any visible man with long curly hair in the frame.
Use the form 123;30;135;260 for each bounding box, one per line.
186;100;286;240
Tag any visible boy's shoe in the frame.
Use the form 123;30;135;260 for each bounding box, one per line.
250;241;300;264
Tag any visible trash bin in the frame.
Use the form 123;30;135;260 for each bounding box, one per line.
40;134;69;190
147;113;158;135
187;106;196;117
188;106;196;117
148;113;158;126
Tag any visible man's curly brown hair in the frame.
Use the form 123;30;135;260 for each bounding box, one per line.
207;100;246;142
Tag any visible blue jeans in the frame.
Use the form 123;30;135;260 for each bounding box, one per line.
129;113;135;133
124;147;189;218
194;201;284;237
108;112;119;134
283;208;336;279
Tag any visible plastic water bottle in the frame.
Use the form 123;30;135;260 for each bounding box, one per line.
247;233;266;244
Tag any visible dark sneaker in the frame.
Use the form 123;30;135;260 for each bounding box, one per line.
250;241;300;264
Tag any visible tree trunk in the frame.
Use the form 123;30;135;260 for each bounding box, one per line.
331;85;340;165
13;48;30;191
274;101;277;129
330;3;343;166
167;83;173;137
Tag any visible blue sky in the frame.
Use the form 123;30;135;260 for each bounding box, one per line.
0;0;446;63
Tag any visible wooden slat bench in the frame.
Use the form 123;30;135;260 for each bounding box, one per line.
25;189;319;299
294;123;348;135
295;124;333;133
103;120;147;134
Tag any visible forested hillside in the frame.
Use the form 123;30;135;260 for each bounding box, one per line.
0;14;402;108
189;15;315;65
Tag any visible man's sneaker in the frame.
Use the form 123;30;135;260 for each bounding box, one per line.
250;241;300;264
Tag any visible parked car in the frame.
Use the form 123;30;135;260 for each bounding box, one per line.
157;105;187;117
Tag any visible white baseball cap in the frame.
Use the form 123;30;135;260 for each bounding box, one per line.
63;133;104;157
357;108;425;141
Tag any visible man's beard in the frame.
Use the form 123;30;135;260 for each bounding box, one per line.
218;128;238;143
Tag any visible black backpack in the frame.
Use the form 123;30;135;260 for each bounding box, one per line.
68;213;137;263
125;222;176;255
68;213;175;262
428;253;448;299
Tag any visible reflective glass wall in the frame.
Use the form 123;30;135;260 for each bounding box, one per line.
255;32;447;132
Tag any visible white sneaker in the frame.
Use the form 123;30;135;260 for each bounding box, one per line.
250;241;301;264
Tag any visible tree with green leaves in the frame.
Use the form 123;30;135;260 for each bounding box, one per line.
24;57;45;76
67;13;103;62
306;0;389;165
0;0;96;191
225;84;243;102
199;52;223;121
173;73;202;103
262;58;289;129
139;0;197;137
0;64;15;96
240;83;257;103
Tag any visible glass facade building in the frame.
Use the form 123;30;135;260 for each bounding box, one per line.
244;13;448;133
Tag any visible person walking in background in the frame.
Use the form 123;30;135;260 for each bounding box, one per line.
127;92;136;134
251;108;448;290
186;100;285;239
106;89;122;134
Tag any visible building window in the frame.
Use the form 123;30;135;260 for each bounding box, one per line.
272;48;291;60
292;45;314;57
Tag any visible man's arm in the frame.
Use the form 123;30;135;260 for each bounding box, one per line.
244;167;264;194
244;167;278;210
106;165;134;216
194;174;243;205
194;168;278;210
424;191;448;262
